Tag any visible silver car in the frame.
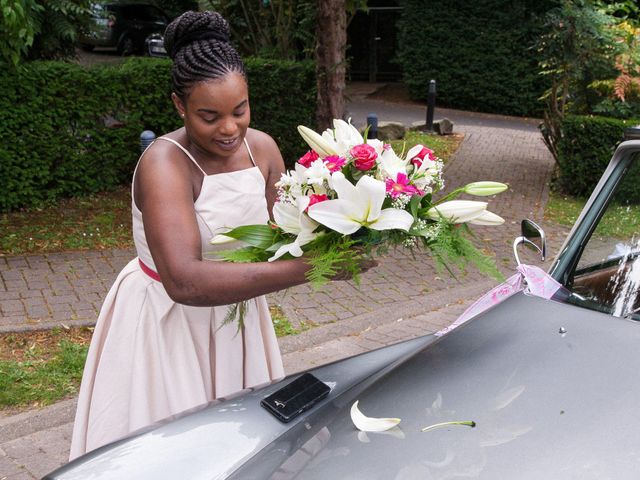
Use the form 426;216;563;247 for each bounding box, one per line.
45;140;640;479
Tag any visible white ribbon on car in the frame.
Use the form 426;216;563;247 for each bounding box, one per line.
435;265;567;337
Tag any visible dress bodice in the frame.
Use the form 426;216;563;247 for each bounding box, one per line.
131;138;270;270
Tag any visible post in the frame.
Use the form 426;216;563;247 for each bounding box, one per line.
140;130;156;154
425;79;436;132
366;113;378;140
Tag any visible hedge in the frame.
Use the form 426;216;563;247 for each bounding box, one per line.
555;115;640;201
0;57;315;211
396;0;556;117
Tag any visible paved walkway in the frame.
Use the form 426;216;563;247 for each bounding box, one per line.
0;86;569;479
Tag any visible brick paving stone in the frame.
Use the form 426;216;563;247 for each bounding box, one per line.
6;257;28;268
0;291;20;301
0;315;29;328
47;295;77;305
73;307;98;317
18;289;45;300
21;297;47;308
25;307;50;318
1;300;24;313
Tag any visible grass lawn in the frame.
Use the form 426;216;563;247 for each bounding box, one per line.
0;327;92;412
0;186;133;255
545;190;640;238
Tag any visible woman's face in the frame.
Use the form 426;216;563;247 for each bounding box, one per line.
173;72;250;159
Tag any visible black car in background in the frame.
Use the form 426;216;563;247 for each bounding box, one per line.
80;3;169;55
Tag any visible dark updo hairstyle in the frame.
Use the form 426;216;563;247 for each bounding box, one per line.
164;11;246;99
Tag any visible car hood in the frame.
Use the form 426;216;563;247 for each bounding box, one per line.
47;293;640;479
231;293;640;479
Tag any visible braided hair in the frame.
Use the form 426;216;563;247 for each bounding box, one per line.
164;11;246;99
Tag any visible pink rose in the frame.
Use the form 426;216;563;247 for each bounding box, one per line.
350;144;378;171
306;194;328;211
298;150;319;167
411;146;436;168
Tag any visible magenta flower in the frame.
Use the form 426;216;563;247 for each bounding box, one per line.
323;155;347;173
298;150;319;167
305;193;329;212
385;173;423;199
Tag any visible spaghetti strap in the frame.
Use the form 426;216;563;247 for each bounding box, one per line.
156;137;207;175
244;138;257;167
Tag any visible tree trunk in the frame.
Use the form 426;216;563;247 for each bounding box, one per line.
315;0;347;130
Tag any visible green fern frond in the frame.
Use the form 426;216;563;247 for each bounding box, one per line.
222;300;248;333
304;234;362;288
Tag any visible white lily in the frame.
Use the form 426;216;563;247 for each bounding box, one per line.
297;125;338;157
426;200;488;224
329;118;364;155
307;172;414;235
298;119;364;158
378;148;409;180
463;181;508;196
468;210;505;225
350;400;401;432
268;198;320;261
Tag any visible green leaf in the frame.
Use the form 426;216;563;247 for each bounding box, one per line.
220;224;279;248
409;194;421;219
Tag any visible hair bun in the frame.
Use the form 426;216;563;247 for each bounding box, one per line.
164;11;231;59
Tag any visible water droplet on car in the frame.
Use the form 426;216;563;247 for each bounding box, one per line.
559;327;567;334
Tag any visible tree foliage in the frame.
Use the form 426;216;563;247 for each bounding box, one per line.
0;0;91;66
535;0;640;163
202;0;316;60
0;0;42;66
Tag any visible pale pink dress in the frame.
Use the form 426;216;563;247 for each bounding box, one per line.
69;137;285;460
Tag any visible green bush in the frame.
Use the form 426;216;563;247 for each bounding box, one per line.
555;115;640;200
396;0;556;117
0;57;315;211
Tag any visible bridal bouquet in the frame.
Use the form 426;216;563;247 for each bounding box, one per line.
214;119;506;317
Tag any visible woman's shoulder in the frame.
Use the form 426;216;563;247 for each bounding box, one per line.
246;128;278;151
246;128;284;167
137;129;193;176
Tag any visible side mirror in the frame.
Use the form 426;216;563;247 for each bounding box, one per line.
513;219;546;266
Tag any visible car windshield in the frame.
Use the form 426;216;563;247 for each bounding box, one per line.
566;159;640;319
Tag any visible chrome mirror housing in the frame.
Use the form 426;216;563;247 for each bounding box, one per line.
513;219;546;266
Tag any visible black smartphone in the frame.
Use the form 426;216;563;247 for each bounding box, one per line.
260;373;331;423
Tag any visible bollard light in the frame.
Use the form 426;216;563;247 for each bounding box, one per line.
366;113;378;140
623;125;640;141
425;79;436;132
140;130;156;154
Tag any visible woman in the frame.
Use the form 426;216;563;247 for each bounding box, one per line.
69;10;350;459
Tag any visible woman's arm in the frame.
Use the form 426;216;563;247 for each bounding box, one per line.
135;139;309;307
